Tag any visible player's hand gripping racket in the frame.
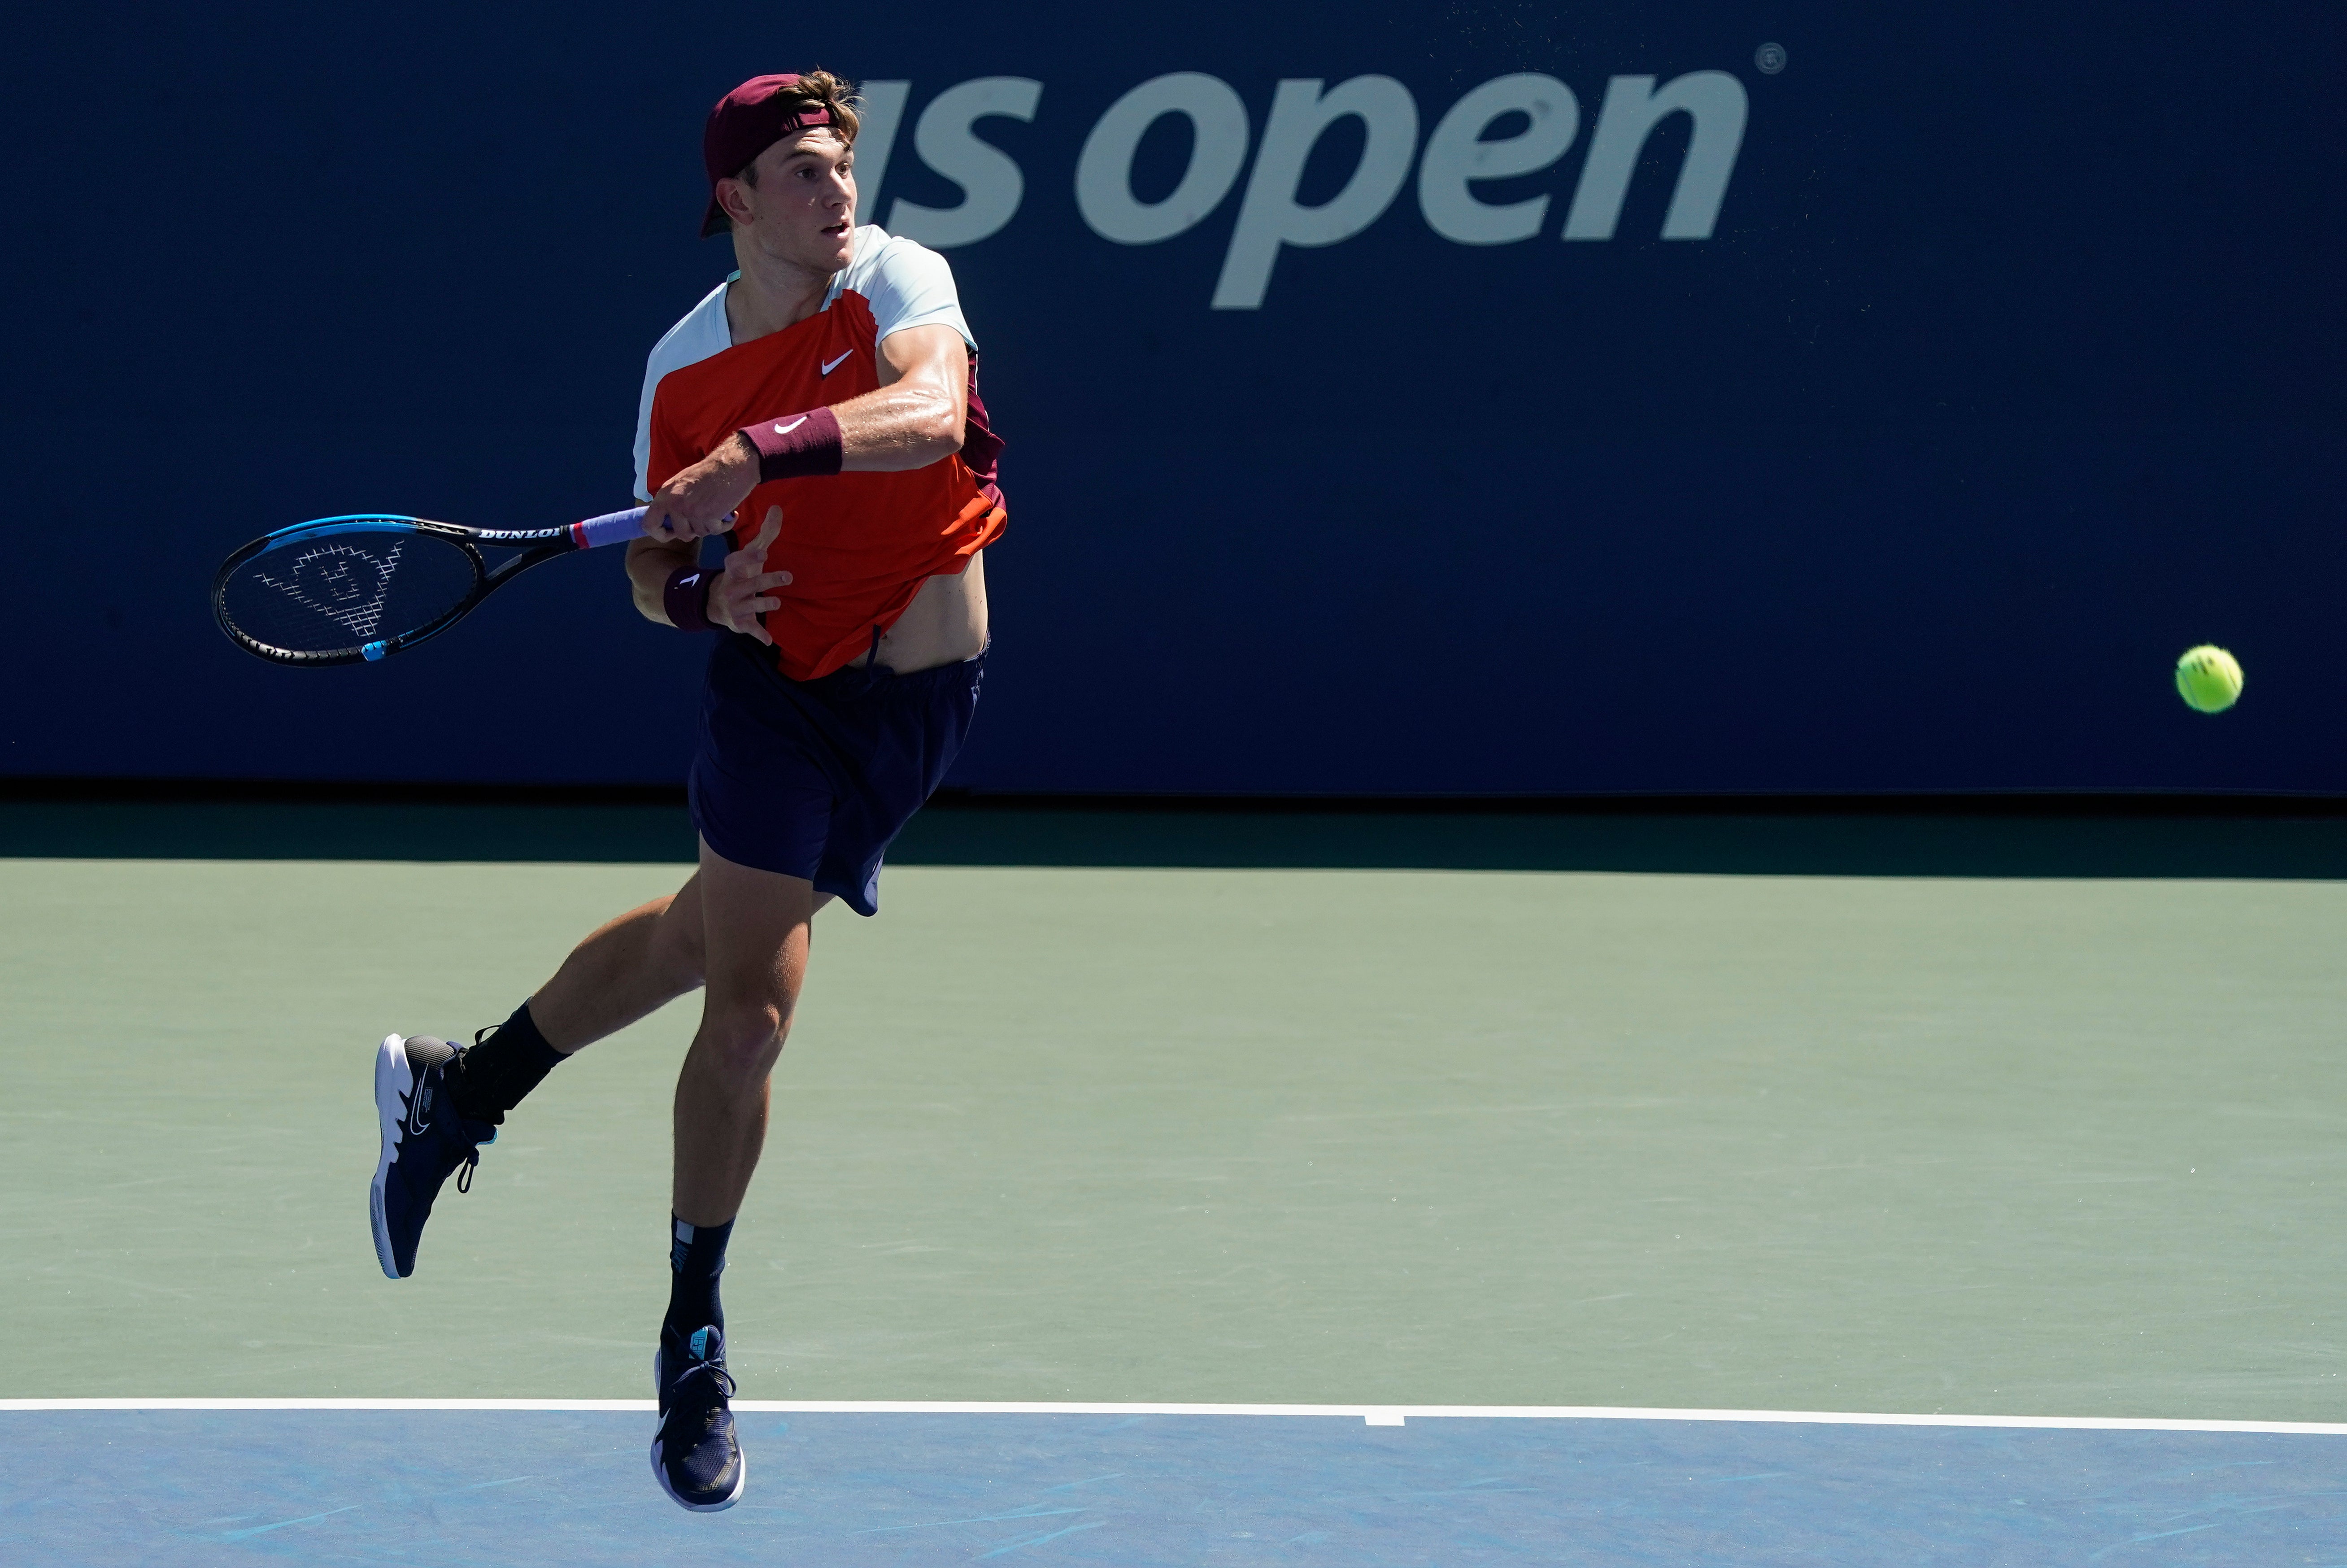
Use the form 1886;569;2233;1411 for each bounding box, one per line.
210;506;649;666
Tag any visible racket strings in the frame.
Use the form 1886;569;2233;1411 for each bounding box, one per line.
220;532;479;655
253;540;406;638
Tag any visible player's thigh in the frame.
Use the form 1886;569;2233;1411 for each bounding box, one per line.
694;837;817;1028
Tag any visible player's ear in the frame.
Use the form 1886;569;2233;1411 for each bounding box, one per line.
716;176;758;230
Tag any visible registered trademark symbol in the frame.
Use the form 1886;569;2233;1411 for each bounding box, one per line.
1755;42;1787;74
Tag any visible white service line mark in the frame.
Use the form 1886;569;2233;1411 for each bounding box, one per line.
2;1400;2343;1435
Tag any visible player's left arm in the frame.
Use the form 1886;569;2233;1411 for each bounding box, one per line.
645;328;970;539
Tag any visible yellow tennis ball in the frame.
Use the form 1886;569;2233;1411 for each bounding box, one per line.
2175;645;2243;713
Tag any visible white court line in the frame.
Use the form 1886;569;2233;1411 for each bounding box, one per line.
0;1400;2342;1434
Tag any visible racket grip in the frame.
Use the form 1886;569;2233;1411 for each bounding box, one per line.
571;506;649;549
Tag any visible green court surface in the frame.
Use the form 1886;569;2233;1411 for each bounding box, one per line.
2;805;2343;1422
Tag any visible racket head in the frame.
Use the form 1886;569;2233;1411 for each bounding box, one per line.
212;517;486;666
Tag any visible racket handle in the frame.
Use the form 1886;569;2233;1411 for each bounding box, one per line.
571;506;649;549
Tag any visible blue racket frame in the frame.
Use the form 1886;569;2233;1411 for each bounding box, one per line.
211;507;646;667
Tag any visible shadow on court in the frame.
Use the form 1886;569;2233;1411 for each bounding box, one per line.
7;786;2347;877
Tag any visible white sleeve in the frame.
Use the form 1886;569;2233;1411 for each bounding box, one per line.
862;236;975;349
632;281;733;501
631;352;662;503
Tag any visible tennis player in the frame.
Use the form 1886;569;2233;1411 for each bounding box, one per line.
365;70;1005;1512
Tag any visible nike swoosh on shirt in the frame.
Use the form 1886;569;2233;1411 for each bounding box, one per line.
820;351;852;375
772;417;807;436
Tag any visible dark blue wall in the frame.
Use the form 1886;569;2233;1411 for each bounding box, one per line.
4;2;2342;792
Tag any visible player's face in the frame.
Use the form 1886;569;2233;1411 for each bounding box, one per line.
738;129;857;273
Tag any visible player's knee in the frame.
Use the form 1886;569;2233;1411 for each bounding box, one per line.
701;1000;789;1080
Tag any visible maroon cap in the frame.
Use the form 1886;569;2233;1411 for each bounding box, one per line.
700;74;836;238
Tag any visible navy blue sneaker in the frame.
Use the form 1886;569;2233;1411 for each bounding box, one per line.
652;1324;745;1511
370;1033;496;1280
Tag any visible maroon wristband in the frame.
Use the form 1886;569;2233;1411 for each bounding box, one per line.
662;564;716;633
740;405;843;480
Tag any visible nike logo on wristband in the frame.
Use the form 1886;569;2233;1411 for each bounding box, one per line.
821;352;852;375
772;417;807;436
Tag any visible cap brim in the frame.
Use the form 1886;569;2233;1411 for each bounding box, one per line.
699;196;729;239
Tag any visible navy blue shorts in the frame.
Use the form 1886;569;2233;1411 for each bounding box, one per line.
688;632;985;917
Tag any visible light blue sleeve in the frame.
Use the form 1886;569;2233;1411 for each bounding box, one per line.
633;282;734;501
631;353;662;502
860;234;975;349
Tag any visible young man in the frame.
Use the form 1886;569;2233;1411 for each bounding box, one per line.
364;71;1005;1513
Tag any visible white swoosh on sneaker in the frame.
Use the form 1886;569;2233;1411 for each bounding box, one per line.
820;352;851;375
772;417;807;436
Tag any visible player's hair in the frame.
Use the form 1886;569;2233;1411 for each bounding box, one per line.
734;69;862;193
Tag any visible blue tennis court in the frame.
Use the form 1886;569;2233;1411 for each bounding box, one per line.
8;1403;2342;1564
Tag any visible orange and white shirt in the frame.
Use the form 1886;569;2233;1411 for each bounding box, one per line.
633;225;1006;681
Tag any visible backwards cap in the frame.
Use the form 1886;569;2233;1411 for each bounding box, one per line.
701;74;836;238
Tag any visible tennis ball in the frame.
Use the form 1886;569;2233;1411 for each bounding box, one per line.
2175;645;2243;714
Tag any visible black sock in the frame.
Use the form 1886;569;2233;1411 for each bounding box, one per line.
666;1215;733;1337
446;1001;566;1126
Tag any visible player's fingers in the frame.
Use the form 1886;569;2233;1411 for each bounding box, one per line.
747;597;780;615
727;515;784;569
752;570;793;591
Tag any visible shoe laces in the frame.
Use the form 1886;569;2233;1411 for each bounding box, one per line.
670;1346;738;1404
700;1362;739;1402
443;1032;496;1190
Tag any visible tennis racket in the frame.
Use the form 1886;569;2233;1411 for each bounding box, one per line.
211;506;650;666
